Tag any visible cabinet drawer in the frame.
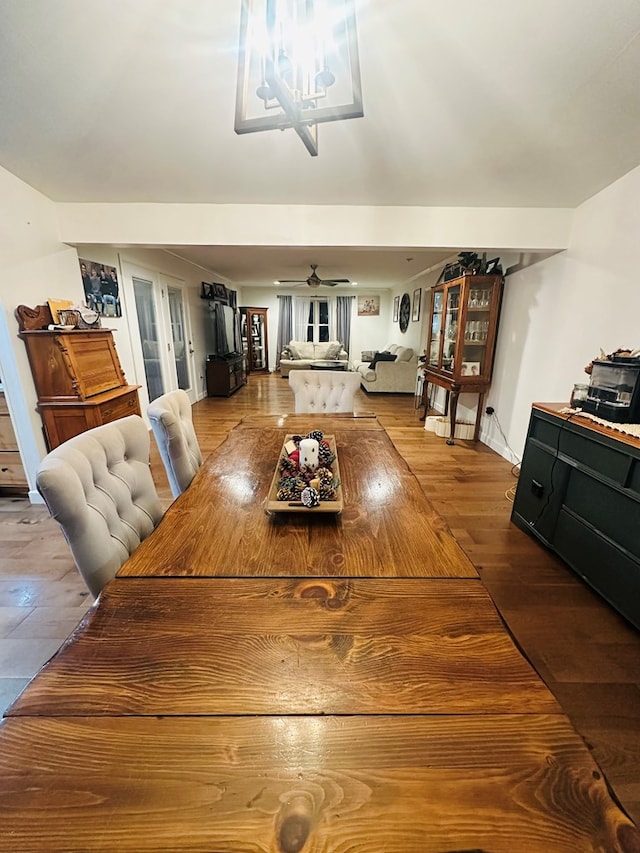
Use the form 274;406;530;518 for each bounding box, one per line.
531;409;638;489
0;451;28;487
554;508;640;629
559;429;633;486
98;391;141;424
511;441;569;544
564;467;640;559
0;415;18;450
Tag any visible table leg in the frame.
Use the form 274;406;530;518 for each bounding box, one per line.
419;378;430;421
447;386;460;445
474;392;485;441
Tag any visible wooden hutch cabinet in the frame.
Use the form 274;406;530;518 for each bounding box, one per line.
240;308;269;374
17;304;141;450
421;274;504;443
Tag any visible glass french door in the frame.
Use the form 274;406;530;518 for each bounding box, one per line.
123;262;194;410
168;285;189;391
132;276;165;402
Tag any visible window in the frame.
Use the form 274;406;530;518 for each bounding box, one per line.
306;299;329;342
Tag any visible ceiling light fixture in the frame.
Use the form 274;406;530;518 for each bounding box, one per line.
235;0;364;156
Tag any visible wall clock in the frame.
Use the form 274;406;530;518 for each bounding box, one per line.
399;292;411;333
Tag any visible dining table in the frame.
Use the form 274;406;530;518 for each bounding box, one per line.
117;414;479;579
0;415;637;852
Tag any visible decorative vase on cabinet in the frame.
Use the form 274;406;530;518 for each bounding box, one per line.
420;274;504;443
240;308;269;374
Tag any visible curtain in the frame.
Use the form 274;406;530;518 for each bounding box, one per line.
336;295;354;357
293;295;311;340
275;295;293;368
327;294;337;340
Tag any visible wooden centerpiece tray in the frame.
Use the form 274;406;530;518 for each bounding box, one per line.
266;434;343;514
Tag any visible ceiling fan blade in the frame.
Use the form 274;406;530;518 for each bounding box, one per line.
277;279;307;283
320;279;350;286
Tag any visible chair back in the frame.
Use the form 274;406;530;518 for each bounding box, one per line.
36;416;163;598
147;389;203;498
288;370;361;413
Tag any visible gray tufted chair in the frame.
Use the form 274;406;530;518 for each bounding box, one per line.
288;370;361;414
36;415;164;599
147;389;203;499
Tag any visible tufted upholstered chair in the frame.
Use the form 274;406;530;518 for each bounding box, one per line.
35;415;164;599
147;389;203;499
288;370;361;414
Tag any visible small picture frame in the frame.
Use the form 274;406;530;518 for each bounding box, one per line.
357;295;380;316
213;282;228;301
460;361;481;376
412;288;421;322
393;295;400;322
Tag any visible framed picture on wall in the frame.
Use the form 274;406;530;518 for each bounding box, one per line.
412;288;422;322
213;282;228;301
357;295;380;316
78;258;122;317
393;295;399;322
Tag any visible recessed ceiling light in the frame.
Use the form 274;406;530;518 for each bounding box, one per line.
274;280;281;285
351;281;358;286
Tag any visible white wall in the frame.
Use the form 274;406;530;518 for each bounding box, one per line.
484;163;640;462
0;166;82;499
57;203;574;254
0;167;232;496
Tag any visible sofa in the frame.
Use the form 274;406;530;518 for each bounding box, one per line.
279;340;348;377
353;344;418;393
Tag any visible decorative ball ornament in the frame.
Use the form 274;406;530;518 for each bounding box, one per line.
301;486;320;507
399;293;411;333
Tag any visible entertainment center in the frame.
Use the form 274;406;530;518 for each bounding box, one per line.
200;283;247;397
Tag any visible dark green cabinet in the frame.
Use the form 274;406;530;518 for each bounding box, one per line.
512;403;640;630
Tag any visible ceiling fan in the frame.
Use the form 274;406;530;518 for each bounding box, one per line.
276;264;350;288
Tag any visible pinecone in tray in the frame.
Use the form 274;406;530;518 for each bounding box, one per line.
318;443;334;466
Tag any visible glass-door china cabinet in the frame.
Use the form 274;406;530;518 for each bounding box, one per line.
240;307;269;374
422;274;503;443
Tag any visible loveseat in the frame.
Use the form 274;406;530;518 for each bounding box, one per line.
353;344;418;393
279;340;348;377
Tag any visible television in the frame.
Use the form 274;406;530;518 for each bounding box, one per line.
213;302;238;357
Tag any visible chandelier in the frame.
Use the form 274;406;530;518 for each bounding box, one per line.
235;0;363;156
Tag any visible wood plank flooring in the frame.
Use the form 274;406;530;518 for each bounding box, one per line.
1;373;638;825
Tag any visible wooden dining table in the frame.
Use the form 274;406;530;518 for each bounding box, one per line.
117;414;478;579
0;416;637;852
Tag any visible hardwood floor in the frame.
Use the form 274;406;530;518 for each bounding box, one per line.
1;373;638;826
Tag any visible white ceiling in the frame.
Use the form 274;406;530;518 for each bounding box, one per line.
2;0;640;289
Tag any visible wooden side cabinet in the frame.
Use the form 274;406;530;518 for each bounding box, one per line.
206;355;247;397
17;305;141;450
512;403;640;630
0;391;28;492
240;308;269;374
421;274;503;442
